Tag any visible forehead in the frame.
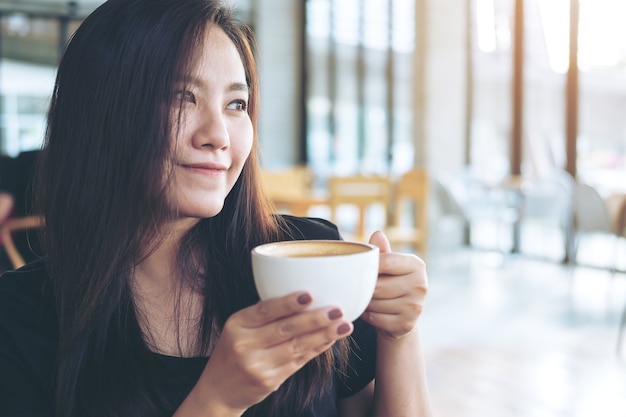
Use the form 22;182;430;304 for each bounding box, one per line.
191;25;246;80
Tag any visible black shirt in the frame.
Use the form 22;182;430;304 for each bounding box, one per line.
0;216;377;417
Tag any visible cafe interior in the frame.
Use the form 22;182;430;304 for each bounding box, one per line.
1;0;625;415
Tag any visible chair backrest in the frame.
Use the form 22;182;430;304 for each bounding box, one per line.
433;177;466;218
573;183;613;234
446;173;520;222
521;169;575;224
328;174;391;241
386;168;429;253
392;168;428;222
0;215;44;270
606;193;626;237
261;166;313;200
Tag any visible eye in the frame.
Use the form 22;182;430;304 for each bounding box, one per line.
227;99;248;112
174;90;196;104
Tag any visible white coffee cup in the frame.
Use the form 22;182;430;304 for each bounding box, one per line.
251;240;380;321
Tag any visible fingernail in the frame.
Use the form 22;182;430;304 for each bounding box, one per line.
297;293;312;305
337;323;351;335
328;308;343;320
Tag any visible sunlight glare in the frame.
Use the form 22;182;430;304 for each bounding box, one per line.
476;0;497;53
538;0;569;73
578;0;626;71
539;0;626;73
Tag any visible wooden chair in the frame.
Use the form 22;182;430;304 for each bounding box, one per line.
328;174;391;242
384;168;429;255
261;166;327;216
0;215;44;269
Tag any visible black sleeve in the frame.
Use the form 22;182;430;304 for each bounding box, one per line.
278;215;343;241
0;155;17;195
0;261;56;416
14;150;41;216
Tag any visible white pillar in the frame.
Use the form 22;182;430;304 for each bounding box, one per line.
254;0;302;169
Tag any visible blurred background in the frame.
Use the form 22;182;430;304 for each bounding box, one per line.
0;0;625;416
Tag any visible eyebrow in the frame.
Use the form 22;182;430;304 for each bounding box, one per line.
176;75;249;93
229;82;250;93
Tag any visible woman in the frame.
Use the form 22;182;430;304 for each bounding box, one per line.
0;0;432;416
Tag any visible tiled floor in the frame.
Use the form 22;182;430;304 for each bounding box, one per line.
421;243;626;417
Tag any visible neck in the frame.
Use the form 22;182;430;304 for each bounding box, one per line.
131;218;206;357
134;218;199;294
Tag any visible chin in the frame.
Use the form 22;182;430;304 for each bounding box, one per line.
173;192;229;220
186;203;226;219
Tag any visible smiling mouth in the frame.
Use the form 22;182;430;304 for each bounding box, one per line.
180;164;228;176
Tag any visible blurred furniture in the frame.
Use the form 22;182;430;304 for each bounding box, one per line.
328;174;391;242
261;166;327;216
0;2;93;66
572;182;620;271
605;193;626;237
433;176;469;241
441;172;522;254
384;168;429;255
618;303;626;354
518;169;576;262
433;177;462;216
491;175;525;253
604;193;626;354
0;215;44;269
573;184;626;354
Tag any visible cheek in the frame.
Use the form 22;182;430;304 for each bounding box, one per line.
232;122;254;167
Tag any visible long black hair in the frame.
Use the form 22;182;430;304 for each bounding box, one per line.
36;0;348;416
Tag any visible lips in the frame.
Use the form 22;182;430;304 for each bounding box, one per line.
178;162;229;176
182;162;228;170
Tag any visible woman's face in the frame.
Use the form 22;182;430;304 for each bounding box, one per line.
167;26;253;223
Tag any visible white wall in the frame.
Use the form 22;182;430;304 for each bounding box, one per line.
417;0;469;249
423;0;467;178
254;0;302;169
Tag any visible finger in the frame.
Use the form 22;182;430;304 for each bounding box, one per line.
271;320;354;368
369;230;391;253
239;291;313;328
378;253;427;278
239;319;352;381
256;338;337;392
366;296;424;316
370;274;428;300
263;307;349;347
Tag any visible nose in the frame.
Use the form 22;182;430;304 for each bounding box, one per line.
192;109;230;150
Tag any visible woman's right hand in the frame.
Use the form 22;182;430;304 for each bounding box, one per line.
179;292;353;416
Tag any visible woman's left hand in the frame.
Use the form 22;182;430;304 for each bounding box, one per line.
360;231;428;340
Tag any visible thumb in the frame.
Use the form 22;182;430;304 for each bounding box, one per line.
369;230;391;253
